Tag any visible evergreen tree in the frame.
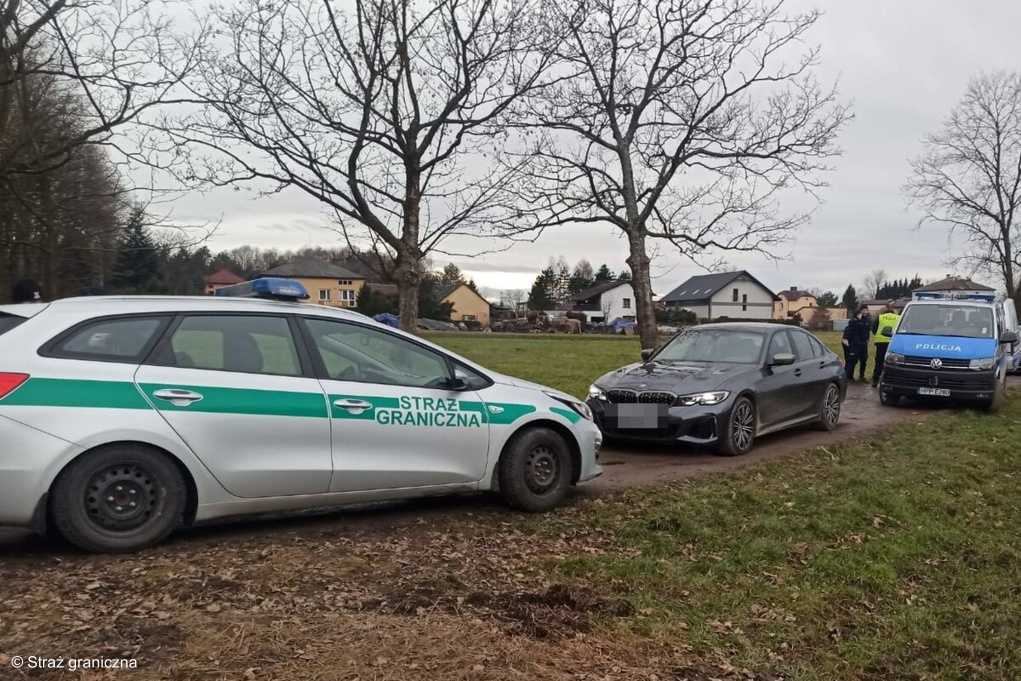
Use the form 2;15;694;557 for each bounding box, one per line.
617;269;632;283
440;263;466;288
817;290;839;307
111;206;162;293
593;264;615;282
841;284;860;315
527;266;557;311
356;285;398;316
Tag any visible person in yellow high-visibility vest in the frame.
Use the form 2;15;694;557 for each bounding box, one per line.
871;304;901;387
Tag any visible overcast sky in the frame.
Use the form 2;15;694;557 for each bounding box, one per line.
178;0;1021;297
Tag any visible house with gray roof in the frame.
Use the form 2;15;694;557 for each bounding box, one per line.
661;270;778;320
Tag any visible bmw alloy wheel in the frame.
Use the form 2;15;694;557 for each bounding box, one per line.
823;385;841;427
731;399;755;452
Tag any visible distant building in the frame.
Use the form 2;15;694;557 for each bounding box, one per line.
913;275;996;297
774;286;817;322
257;257;365;308
438;283;491;327
204;268;244;295
569;280;636;323
661;271;777;320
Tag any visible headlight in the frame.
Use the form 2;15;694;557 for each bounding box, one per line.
547;392;594;420
969;357;996;370
676;391;730;406
885;352;906;365
588;384;607;401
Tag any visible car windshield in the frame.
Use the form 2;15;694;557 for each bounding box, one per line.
655;328;765;364
898;304;994;339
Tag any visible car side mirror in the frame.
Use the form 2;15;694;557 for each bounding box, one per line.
640;348;654;361
1000;330;1019;344
769;352;796;367
444;376;470;391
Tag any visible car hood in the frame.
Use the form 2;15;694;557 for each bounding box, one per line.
494;374;577;403
593;361;751;393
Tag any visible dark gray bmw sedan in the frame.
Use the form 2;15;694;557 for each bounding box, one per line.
586;323;847;455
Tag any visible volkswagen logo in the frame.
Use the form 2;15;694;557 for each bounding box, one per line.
930;358;943;370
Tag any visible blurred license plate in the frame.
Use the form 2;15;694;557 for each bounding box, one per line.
617;404;660;429
917;387;951;397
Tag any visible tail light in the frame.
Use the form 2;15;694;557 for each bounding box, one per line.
0;373;30;399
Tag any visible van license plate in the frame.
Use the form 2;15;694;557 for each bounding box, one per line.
917;387;951;397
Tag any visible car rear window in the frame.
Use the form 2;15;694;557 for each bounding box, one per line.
0;313;25;336
44;316;167;362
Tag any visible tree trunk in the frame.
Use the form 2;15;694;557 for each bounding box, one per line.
626;230;658;350
394;254;420;333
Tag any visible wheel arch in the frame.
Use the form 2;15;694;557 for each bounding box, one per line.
47;440;200;528
491;418;583;490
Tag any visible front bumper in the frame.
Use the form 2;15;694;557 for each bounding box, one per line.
881;365;999;401
586;398;728;445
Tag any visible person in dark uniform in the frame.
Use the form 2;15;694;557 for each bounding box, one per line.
841;308;870;381
11;279;42;303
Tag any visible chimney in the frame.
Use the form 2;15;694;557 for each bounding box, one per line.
790;286;798;292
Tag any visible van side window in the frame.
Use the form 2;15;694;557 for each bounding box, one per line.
45;317;166;362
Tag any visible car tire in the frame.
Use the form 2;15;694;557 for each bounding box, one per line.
983;372;1008;413
878;383;900;407
717;396;756;456
499;427;573;512
816;383;842;431
51;445;187;553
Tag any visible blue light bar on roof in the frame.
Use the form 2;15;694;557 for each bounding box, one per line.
214;277;310;301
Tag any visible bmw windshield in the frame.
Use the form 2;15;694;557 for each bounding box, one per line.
655;328;765;364
898;304;994;339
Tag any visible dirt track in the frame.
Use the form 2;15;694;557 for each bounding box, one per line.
0;381;949;554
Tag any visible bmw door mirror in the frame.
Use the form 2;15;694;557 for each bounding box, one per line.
1000;330;1019;344
640;348;654;362
770;352;796;367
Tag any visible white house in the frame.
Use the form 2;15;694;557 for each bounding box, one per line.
660;270;777;320
570;280;636;323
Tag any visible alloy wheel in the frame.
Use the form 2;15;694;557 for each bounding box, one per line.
731;400;755;452
823;385;841;426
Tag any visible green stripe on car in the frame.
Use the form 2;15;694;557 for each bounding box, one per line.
1;378;151;410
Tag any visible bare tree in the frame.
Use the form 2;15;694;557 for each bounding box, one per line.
174;0;556;331
864;268;887;299
512;0;849;348
1;0;205;177
907;72;1021;301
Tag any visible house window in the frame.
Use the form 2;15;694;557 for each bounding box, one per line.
732;288;739;302
742;294;748;312
340;289;356;305
338;279;352;286
622;298;631;309
463;314;477;321
319;289;331;301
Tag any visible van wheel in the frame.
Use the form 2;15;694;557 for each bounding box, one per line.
51;445;186;553
718;396;756;456
816;383;842;431
983;373;1008;413
499;428;572;512
879;384;900;407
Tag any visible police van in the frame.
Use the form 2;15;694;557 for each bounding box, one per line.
0;280;601;553
878;290;1018;409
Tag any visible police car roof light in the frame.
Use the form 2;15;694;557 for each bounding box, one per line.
214;278;310;301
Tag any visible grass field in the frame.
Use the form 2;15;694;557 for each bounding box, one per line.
536;393;1021;679
426;329;878;398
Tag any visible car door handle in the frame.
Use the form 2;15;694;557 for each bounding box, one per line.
152;389;204;406
334;399;373;411
793;369;803;377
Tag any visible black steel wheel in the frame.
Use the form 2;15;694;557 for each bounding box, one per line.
51;445;186;553
718;396;756;456
499;427;573;512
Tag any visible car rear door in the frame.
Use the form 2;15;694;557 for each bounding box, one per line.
134;313;333;498
299;316;490;493
788;329;829;416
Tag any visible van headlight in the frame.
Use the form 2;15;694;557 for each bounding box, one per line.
676;391;730;406
588;384;607;401
969;357;996;370
885;352;906;365
547;392;594;420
